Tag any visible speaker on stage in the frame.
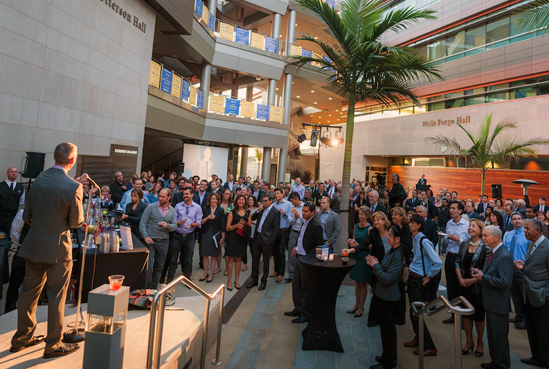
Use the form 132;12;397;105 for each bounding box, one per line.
491;184;502;199
22;152;45;178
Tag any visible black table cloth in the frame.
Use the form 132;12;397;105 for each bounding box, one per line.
300;254;356;352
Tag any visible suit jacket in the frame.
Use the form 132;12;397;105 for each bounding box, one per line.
223;181;235;191
315;211;341;247
201;206;226;236
502;213;514;233
466;212;483;221
20;167;84;263
523;237;549;307
252;206;280;245
476;202;489;214
371;247;402;301
405;197;421;212
534;204;547;214
171;192;184;207
417;178;427;186
369;202;388;216
387;183;407;208
252;189;265;201
455;239;490;293
424;218;439;248
193;191;211;207
481;245;513;315
301;218;324;256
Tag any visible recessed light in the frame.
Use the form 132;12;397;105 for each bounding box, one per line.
329;114;331;116
280;34;282;37
296;95;300;98
276;88;279;90
328;97;332;100
314;102;317;104
336;109;339;111
314;37;318;39
295;24;298;26
311;90;315;93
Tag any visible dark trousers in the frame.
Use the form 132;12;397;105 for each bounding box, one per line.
510;266;525;320
486;310;510;369
524;296;549;367
5;254;25;313
408;275;436;350
243;236;255;265
251;236;272;282
145;239;169;289
292;256;310;318
376;295;398;366
426;270;441;302
160;234;173;284
444;253;459;302
0;214;15;239
168;233;195;282
273;228;290;275
368;276;379;324
394;279;406;323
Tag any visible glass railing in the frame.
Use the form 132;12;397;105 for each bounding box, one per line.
149;60;286;124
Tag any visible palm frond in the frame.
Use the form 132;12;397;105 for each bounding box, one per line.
513;0;549;34
371;7;437;40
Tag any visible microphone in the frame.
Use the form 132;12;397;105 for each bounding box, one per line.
81;173;99;188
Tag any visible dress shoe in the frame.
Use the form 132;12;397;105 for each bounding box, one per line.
292;316;309;323
521;357;543;366
284;310;301;317
370;364;394;369
403;339;419;348
43;343;80;358
246;281;258;288
443;316;454;324
269;272;279;278
367;320;380;327
10;335;45;352
509;315;522;323
199;275;208;282
374;356;397;367
276;275;283;282
284;278;293;283
413;349;437;356
258;282;267;291
514;321;526;330
395;318;406;326
480;363;495;369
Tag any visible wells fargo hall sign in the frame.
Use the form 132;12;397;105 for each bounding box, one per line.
422;115;471;128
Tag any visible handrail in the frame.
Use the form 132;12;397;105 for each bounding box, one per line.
411;295;474;369
146;275;225;369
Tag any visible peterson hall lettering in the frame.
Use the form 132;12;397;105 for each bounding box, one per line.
99;0;147;33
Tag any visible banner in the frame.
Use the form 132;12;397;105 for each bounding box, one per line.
202;4;208;22
235;27;250;45
149;60;161;88
225;98;240;116
250;32;265;50
181;80;190;102
241;101;254;118
256;104;269;121
209;95;225;114
171;74;182;99
197;89;204;110
326;0;336;8
190;85;198;105
265;37;278;53
195;0;203;18
323;55;335;72
160;68;172;94
290;45;302;58
311;52;322;68
219;22;235;41
208;13;215;32
270;106;283;123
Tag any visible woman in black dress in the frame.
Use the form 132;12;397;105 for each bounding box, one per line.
199;193;225;282
120;188;147;239
455;218;489;357
225;194;251;291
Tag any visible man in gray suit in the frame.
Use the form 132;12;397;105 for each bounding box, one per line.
472;225;513;369
517;219;549;368
11;142;83;358
315;197;341;253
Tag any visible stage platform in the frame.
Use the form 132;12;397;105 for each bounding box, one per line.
0;295;221;369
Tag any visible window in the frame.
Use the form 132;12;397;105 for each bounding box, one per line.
465;24;486;50
446;31;466;56
486;17;510;49
428;40;446;59
445;99;464;109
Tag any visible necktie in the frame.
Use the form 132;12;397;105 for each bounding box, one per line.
506;216;511;228
510;232;517;258
487;251;493;264
10;182;14;191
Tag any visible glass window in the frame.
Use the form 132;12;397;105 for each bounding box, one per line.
445;91;464;99
486;17;510;49
510;87;537;99
416;45;428;58
486;92;509;103
465;95;485;106
427;40;446;60
446;31;465;56
445;98;464;109
465;24;486;49
539;84;549;95
487;83;509;91
428;101;444;111
464;87;485;95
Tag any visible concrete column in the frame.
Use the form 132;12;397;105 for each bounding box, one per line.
285;10;297;55
272;13;281;40
240;147;248;177
200;63;212;109
207;0;216;16
262;147;271;182
246;86;253;101
267;13;282;107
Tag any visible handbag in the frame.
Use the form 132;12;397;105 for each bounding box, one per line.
128;289;173;310
235;210;250;237
400;264;410;283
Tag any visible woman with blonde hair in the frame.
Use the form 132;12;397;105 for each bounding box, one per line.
390;206;413;325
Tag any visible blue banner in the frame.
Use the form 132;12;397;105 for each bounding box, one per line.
208;13;215;32
326;0;336;8
302;49;313;58
256;104;269;120
323;55;335;72
235;27;250;45
224;98;240;116
160;68;172;94
265;37;278;53
195;0;203;18
197;89;204;110
181;80;190;102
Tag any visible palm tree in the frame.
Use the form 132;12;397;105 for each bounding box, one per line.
425;114;549;195
513;0;549;34
288;0;442;235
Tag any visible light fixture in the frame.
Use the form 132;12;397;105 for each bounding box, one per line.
276;88;279;90
329;97;332;100
296;133;307;143
311;90;315;93
331;129;344;147
310;129;319;147
296;95;300;98
314;102;317;104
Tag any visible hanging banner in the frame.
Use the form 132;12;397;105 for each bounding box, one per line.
208;13;215;32
323;55;335;72
171;74;182;99
219;22;235;41
311;52;322;68
149;60;161;88
190;85;198;105
256;104;270;120
181;80;190;102
241;101;254;118
250;32;265;50
225;98;240;116
209;95;225;114
265;37;278;53
235;27;250;45
326;0;336;8
160;68;172;94
195;0;203;18
202;4;208;22
290;45;302;58
197;89;204;110
270;106;283;123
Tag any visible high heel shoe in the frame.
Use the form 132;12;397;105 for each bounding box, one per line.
227;285;233;291
354;310;364;318
462;344;474;355
199;275;208;282
475;349;484;357
346;308;358;314
234;281;241;290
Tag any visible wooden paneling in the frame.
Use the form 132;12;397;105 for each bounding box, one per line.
389;166;549;201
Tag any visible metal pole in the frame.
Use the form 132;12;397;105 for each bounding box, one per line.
154;296;167;369
262;147;272;182
147;300;159;369
285;10;297;55
201;63;212;109
455;313;463;369
418;313;425;369
211;288;224;366
201;299;211;369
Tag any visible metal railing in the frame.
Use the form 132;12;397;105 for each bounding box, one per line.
411;295;475;369
146;276;225;369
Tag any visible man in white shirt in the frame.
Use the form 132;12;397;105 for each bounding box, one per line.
119;178;150;210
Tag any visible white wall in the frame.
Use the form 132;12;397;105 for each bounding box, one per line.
0;0;155;176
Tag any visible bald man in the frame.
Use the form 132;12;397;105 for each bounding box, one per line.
0;167;25;238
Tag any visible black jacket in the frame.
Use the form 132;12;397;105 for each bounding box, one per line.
110;181;125;204
193;191;211;207
301;218;324;256
124;201;147;237
388;183;407;208
201;206;226;236
369;202;388;216
252;206;280;245
424;218;439;248
405;197;421;212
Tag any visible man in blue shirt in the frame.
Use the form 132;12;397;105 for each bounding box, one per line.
404;213;442;357
503;212;529;328
291;177;305;200
119;177;150;210
272;188;292;282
